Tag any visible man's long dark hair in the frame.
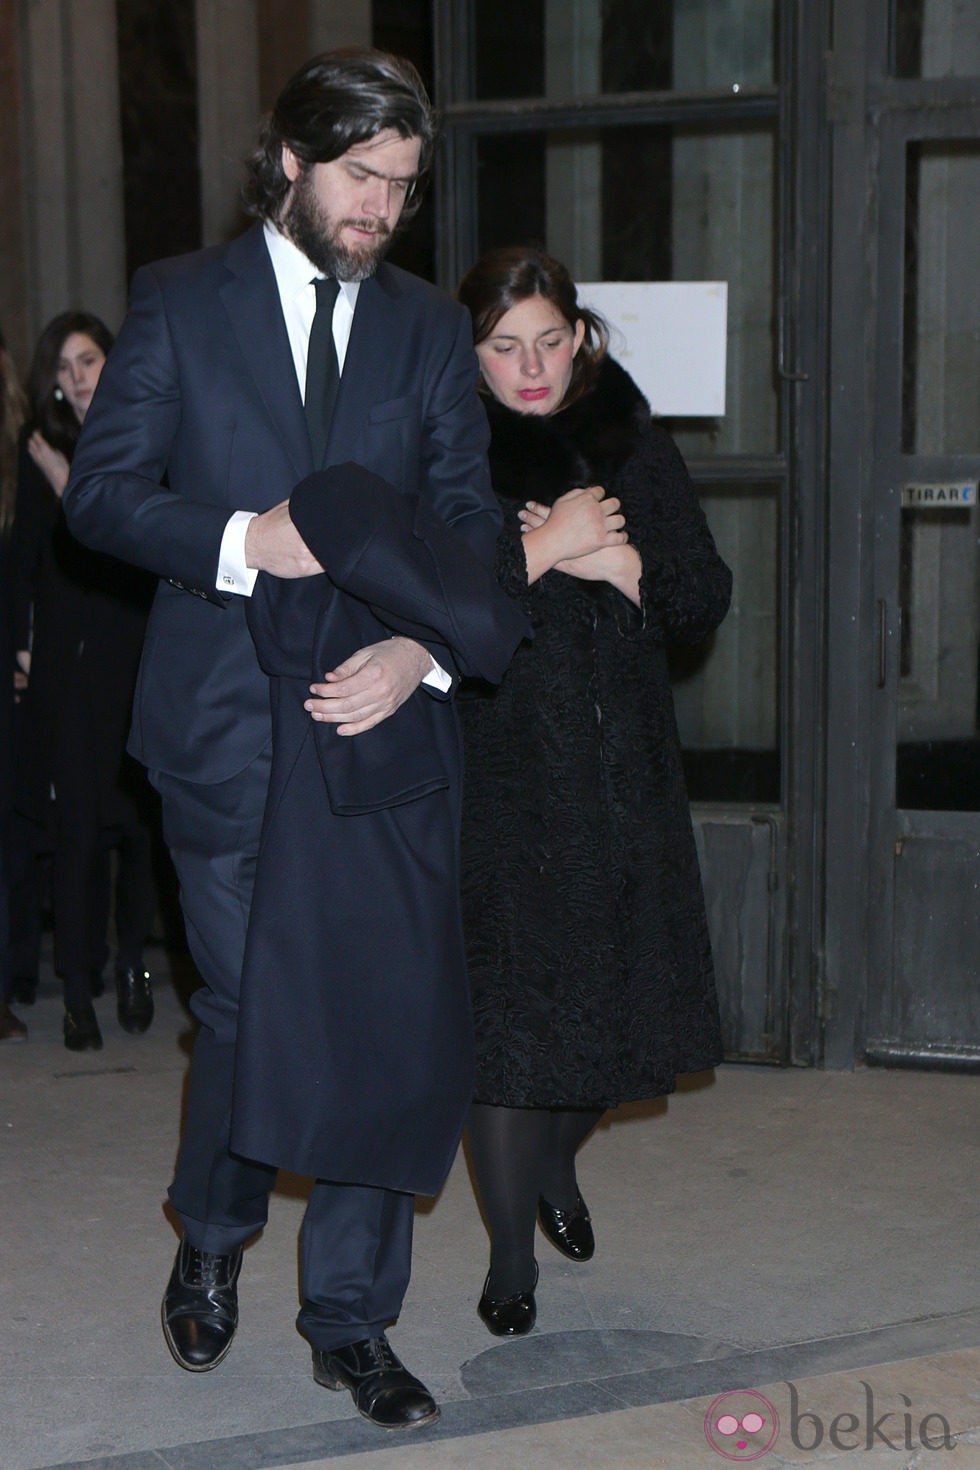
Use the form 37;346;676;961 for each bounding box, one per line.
243;48;436;225
28;311;114;460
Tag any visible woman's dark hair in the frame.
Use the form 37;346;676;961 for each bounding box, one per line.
457;246;609;410
243;47;436;224
28;311;114;460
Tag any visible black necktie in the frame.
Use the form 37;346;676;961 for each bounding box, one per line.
305;277;341;467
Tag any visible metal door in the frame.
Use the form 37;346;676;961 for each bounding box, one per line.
865;103;980;1067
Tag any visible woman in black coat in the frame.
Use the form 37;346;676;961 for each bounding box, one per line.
11;313;156;1050
456;247;732;1335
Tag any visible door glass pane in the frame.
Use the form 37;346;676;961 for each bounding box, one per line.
474;122;778;456
372;0;435;279
896;499;980;810
893;0;980;79
674;483;780;804
472;0;777;100
902;141;980;455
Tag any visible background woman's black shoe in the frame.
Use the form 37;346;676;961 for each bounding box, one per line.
116;967;154;1034
63;1005;103;1052
477;1263;538;1336
10;974;38;1006
538;1191;595;1261
0;1003;28;1041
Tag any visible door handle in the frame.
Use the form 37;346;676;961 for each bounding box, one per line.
877;598;887;688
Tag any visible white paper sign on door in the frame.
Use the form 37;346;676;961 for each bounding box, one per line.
576;281;728;418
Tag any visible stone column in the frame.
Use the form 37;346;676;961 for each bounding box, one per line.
0;0;30;367
19;0;127;334
195;0;260;246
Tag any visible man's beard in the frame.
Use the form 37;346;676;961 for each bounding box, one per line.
282;168;393;282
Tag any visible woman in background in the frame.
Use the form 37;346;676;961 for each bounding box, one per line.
456;247;732;1334
0;327;29;1041
11;312;156;1050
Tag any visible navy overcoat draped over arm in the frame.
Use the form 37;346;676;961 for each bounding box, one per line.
231;465;530;1194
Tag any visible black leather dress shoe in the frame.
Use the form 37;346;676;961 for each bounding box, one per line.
162;1238;243;1371
538;1191;595;1261
477;1263;538;1336
116;967;154;1034
312;1336;440;1429
63;1005;103;1052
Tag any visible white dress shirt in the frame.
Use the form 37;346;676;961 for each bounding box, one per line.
216;225;359;596
215;224;450;691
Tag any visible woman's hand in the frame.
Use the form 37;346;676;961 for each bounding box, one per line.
522;499;642;605
521;485;626;584
27;432;70;498
555;544;643;605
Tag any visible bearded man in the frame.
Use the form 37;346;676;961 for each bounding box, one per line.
64;49;518;1432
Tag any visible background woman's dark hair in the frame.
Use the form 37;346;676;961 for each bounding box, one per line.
457;246;609;410
1;327;28;532
28;311;114;460
243;47;436;224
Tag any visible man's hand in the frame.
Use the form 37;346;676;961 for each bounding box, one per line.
245;501;324;578
304;637;432;736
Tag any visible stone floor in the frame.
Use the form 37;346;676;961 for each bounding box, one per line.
1;946;978;1469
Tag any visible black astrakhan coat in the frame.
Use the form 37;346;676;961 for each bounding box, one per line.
459;357;732;1109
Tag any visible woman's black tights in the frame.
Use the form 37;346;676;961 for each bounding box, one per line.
466;1102;602;1298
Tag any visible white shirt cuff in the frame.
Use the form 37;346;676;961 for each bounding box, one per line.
217;511;259;596
422;656;453;693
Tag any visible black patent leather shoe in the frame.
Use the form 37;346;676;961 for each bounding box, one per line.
477;1263;538;1336
538;1191;595;1261
312;1336;440;1429
63;1005;103;1052
162;1238;243;1371
116;966;154;1034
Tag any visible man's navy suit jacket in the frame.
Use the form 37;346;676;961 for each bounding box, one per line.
66;223;502;784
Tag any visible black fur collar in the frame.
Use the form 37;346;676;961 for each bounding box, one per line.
483;356;650;505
